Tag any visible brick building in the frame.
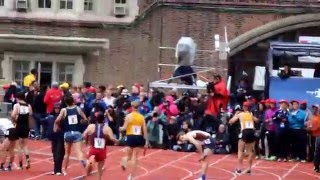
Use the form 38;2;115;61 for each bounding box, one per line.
0;0;320;87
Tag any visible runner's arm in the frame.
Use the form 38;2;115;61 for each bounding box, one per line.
119;115;129;131
11;104;18;122
78;107;88;122
82;125;93;145
188;136;202;153
142;119;149;146
105;126;118;144
229;114;240;125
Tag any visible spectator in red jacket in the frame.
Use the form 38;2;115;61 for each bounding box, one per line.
44;82;63;114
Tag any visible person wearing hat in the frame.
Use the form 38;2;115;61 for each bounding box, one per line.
306;104;320;172
264;99;277;161
273;99;290;162
60;82;72;109
23;68;37;89
229;101;258;175
288;100;307;162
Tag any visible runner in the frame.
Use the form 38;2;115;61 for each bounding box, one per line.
83;112;118;180
119;101;148;180
176;130;215;180
0;118;18;171
54;96;88;174
229;101;258;175
11;92;32;170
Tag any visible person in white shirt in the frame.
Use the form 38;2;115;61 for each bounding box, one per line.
103;88;115;107
0;118;18;171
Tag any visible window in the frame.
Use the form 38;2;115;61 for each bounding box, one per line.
115;0;126;4
0;0;4;7
84;0;93;11
60;0;73;9
38;0;51;8
13;61;30;86
57;63;74;84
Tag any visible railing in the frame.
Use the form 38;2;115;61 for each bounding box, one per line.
159;0;320;7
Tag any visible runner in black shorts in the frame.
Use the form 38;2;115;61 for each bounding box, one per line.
229;101;258;175
11;92;33;169
0;118;19;171
177;130;215;180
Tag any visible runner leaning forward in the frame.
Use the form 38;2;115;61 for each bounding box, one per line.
119;101;148;180
54;96;88;174
83;112;118;180
229;101;258;175
177;130;215;180
0;117;19;171
11;92;33;170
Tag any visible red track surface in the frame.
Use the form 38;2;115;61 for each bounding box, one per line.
1;140;320;180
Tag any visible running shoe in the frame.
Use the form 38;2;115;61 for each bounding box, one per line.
235;169;242;175
283;159;288;162
300;159;306;163
246;169;251;175
127;174;133;180
314;167;320;173
55;172;62;176
26;159;31;169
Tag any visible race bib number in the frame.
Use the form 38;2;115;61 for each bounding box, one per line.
19;106;29;115
132;126;141;135
94;138;106;149
4;130;9;136
245;121;254;129
68;115;78;125
204;138;211;145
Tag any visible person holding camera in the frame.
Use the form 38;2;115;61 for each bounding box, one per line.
146;107;167;148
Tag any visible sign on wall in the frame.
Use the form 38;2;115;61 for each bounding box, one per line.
269;76;320;106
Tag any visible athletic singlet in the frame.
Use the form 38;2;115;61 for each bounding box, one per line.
0;118;14;132
126;111;144;136
62;106;82;132
88;124;108;149
16;102;30;129
239;111;255;131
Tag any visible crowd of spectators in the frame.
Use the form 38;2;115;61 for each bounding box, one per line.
2;71;320;165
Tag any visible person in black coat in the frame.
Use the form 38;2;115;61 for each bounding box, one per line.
47;103;65;176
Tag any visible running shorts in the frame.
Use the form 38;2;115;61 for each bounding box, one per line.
5;128;19;141
239;129;255;143
202;137;215;151
16;127;30;139
64;131;83;143
126;135;145;148
87;147;107;162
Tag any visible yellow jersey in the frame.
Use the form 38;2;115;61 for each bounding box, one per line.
126;111;144;136
23;74;36;87
239;111;254;131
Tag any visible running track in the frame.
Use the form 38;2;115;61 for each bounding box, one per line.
1;140;320;179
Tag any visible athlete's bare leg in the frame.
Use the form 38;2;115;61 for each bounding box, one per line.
127;147;140;180
198;148;213;179
236;140;245;173
97;160;105;180
121;147;133;170
64;143;72;174
86;155;95;176
245;142;255;172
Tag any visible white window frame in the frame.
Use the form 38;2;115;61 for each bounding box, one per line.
56;63;74;84
60;0;73;10
115;0;126;4
13;61;30;86
38;0;51;9
84;0;93;11
0;0;4;7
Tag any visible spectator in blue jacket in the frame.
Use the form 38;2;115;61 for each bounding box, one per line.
47;103;65;176
288;100;307;162
273;99;290;162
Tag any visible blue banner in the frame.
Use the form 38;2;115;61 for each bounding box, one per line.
269;76;320;105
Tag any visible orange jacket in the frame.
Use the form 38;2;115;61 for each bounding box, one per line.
307;115;320;137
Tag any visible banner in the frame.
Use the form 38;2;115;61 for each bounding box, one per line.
269;76;320;105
